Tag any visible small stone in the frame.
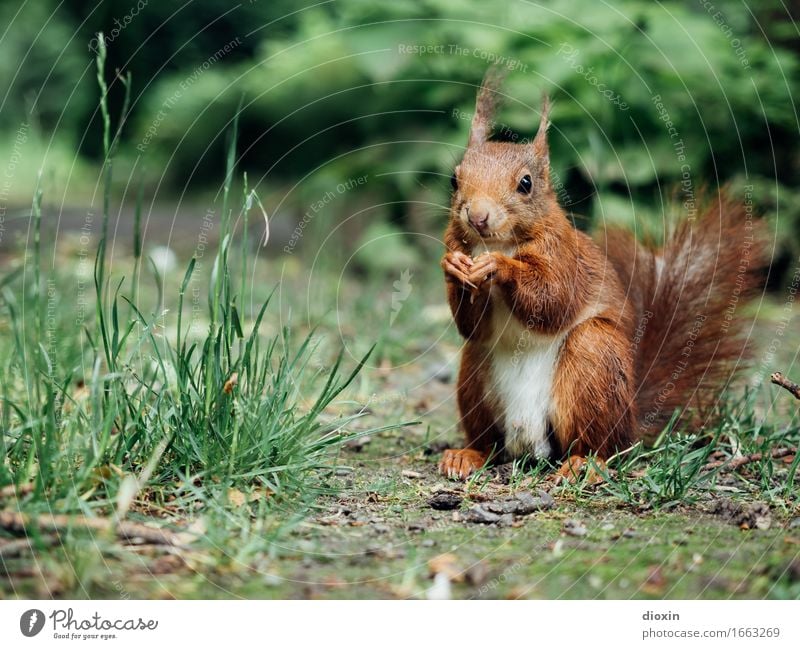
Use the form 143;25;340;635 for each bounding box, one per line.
496;513;514;527
711;498;772;530
493;462;516;484
787;560;800;582
424;441;451;456
642;565;667;595
465;561;490;586
754;515;771;530
263;573;282;586
466;505;501;524
484;500;518;515
538;490;556;508
746;503;772;530
335;467;353;476
372;524;391;535
345;435;371;451
429;362;454;384
789;517;800;530
402;470;424;479
513;490;555;514
563;519;587;537
150;554;185;574
148;245;178;275
428;492;462;511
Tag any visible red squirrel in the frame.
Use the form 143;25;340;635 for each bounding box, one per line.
439;69;766;480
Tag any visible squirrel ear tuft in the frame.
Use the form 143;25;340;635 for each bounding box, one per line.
468;66;506;147
532;94;551;164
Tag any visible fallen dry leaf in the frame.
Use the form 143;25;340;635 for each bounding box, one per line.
428;553;463;582
563;519;587;537
227;488;246;507
641;565;667;595
150;553;186;575
223;372;239;394
465;561;489;586
173;518;207;546
0;483;35;500
249;488;273;502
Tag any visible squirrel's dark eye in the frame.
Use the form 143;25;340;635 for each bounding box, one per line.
450;173;458;191
517;174;532;195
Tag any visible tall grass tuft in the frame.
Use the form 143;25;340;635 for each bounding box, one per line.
0;34;394;542
592;391;800;509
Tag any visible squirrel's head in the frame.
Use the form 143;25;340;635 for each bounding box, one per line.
450;69;556;247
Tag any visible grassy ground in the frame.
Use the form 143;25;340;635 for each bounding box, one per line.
1;245;799;599
1;42;799;600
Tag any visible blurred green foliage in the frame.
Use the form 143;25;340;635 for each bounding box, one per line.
1;0;799;281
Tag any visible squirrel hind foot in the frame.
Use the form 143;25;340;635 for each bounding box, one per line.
439;448;489;480
554;455;606;485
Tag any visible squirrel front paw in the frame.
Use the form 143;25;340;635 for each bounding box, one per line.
468;252;499;287
439;448;489;480
441;251;477;288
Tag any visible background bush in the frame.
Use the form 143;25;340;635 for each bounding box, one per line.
1;0;798;282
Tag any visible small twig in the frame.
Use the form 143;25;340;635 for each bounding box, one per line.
0;535;58;558
0;511;184;547
0;484;35;500
771;372;800;400
704;447;795;472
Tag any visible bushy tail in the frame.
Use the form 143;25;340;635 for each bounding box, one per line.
603;193;768;442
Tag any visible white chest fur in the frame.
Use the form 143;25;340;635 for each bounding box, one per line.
483;288;566;459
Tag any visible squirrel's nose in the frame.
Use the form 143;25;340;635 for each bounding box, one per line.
467;198;496;233
468;203;491;232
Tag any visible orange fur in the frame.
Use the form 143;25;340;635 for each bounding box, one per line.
601;196;767;442
439;69;767;480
